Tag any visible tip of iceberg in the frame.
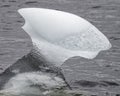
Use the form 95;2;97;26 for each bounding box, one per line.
18;8;112;66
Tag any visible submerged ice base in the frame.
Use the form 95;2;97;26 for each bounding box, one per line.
18;8;111;67
0;72;65;96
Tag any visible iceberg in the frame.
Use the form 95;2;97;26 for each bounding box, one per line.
18;8;111;67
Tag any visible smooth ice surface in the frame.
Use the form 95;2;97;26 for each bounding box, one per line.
18;8;111;66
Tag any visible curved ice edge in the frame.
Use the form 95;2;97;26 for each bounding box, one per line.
18;8;112;67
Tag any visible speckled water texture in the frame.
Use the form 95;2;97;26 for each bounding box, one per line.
0;0;120;96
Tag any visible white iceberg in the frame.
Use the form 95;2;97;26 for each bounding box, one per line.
18;8;111;67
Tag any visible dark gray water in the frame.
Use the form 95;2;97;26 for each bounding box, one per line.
0;0;120;96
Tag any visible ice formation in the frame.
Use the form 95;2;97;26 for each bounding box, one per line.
0;72;65;95
18;8;111;66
